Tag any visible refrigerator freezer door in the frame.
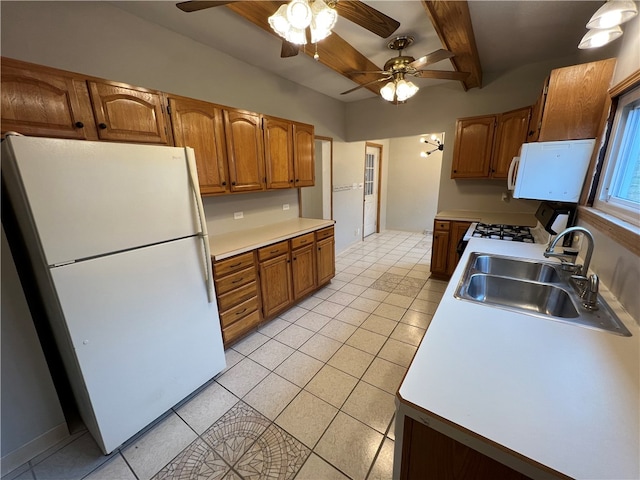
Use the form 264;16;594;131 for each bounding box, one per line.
4;136;201;266
49;236;224;453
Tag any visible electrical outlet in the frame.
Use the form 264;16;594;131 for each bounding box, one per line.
283;204;290;211
233;211;244;220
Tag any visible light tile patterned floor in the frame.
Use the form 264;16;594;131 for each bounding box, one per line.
5;231;446;480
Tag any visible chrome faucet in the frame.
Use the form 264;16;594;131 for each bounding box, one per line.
543;226;595;275
544;226;599;309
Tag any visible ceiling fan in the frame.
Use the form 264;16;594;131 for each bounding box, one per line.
175;0;400;58
342;36;471;102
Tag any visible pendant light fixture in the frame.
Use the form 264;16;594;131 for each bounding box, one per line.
579;0;638;49
420;135;444;157
268;0;338;46
380;74;419;103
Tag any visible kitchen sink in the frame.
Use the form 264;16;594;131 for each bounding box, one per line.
455;253;632;336
472;254;561;283
465;273;578;318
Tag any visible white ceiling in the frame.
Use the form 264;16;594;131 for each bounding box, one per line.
113;1;619;103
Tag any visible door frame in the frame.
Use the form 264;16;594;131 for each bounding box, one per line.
298;135;333;220
363;142;383;238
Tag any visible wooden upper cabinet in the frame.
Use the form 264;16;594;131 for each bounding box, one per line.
168;96;229;195
1;58;98;140
263;116;294;189
492;106;531;178
527;76;549;142
88;80;170;144
224;109;265;193
293;122;315;187
538;58;616;141
451;115;496;178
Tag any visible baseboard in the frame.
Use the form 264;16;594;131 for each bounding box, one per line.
1;423;69;477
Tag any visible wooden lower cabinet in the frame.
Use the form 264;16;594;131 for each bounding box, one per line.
316;227;335;286
430;220;472;280
291;233;317;299
401;416;532;480
259;250;294;319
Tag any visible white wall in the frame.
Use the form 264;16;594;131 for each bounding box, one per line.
1;227;68;476
386;134;443;233
300;140;325;220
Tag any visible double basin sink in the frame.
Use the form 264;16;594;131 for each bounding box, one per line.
454;253;631;336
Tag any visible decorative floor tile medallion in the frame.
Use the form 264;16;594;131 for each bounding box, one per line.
152;437;229;480
203;402;271;466
235;424;310;480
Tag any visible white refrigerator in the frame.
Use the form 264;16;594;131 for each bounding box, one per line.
2;135;226;454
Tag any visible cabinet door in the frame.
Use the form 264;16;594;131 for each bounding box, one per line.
538;58;616;141
169;97;229;195
527;77;549;142
264;116;294;189
446;221;471;276
451;115;496;178
316;236;335;286
492;107;531;179
1;60;98;140
292;243;316;299
431;228;449;277
260;252;293;318
293;122;315;187
224;110;265;193
88;80;170;144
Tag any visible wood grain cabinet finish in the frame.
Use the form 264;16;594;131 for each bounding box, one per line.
264;116;294;189
87;80;170;144
446;221;472;276
224;109;266;193
168;96;229;195
291;234;317;300
537;58;616;142
316;227;335;286
492;107;532;178
213;252;261;347
293;122;315;187
400;416;532;480
1;58;98;140
451;115;496;178
259;249;294;319
430;221;450;279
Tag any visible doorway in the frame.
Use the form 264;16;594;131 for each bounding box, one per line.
363;143;382;238
300;136;332;220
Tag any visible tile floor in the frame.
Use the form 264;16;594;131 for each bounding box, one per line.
5;230;447;480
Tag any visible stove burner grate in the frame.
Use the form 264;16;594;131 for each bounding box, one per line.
472;223;534;243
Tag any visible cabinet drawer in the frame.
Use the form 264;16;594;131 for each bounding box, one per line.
220;296;259;328
215;266;256;295
213;251;255;278
315;226;334;241
218;281;258;312
291;232;314;250
222;309;261;345
434;221;450;231
258;240;289;261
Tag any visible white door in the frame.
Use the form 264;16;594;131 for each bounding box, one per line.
363;145;380;237
50;236;225;453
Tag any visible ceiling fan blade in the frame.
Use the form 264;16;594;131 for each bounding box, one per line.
176;1;238;13
334;1;400;38
413;70;470;81
408;49;455;70
341;76;391;95
347;70;390;76
281;40;299;58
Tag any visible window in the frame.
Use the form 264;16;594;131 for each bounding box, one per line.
364;153;374;196
594;85;640;226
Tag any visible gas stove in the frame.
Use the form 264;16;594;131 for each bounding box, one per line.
468;223;535;243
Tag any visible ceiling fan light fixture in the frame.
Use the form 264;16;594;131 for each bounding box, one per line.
380;82;396;102
578;25;623;49
286;26;308;45
287;0;313;29
310;0;337;43
586;0;638;29
395;79;419;102
268;4;291;38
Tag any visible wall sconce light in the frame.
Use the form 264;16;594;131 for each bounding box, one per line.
420;135;444;158
579;0;638;49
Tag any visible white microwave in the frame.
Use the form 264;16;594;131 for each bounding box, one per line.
507;139;595;202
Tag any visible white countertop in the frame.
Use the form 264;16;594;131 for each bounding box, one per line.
208;218;334;260
398;238;639;479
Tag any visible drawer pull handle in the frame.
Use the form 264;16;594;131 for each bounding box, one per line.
299;240;307;244
235;308;247;315
231;278;244;284
270;250;279;254
230;262;241;267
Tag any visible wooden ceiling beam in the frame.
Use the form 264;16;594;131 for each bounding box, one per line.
421;1;482;90
225;1;384;95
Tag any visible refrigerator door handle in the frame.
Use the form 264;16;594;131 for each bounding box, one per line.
507;156;519;191
184;148;215;303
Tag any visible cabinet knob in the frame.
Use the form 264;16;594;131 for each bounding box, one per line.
293;257;297;260
74;121;84;128
98;123;107;129
296;179;299;182
232;182;236;186
528;130;534;136
222;181;226;186
289;179;293;183
453;170;457;173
